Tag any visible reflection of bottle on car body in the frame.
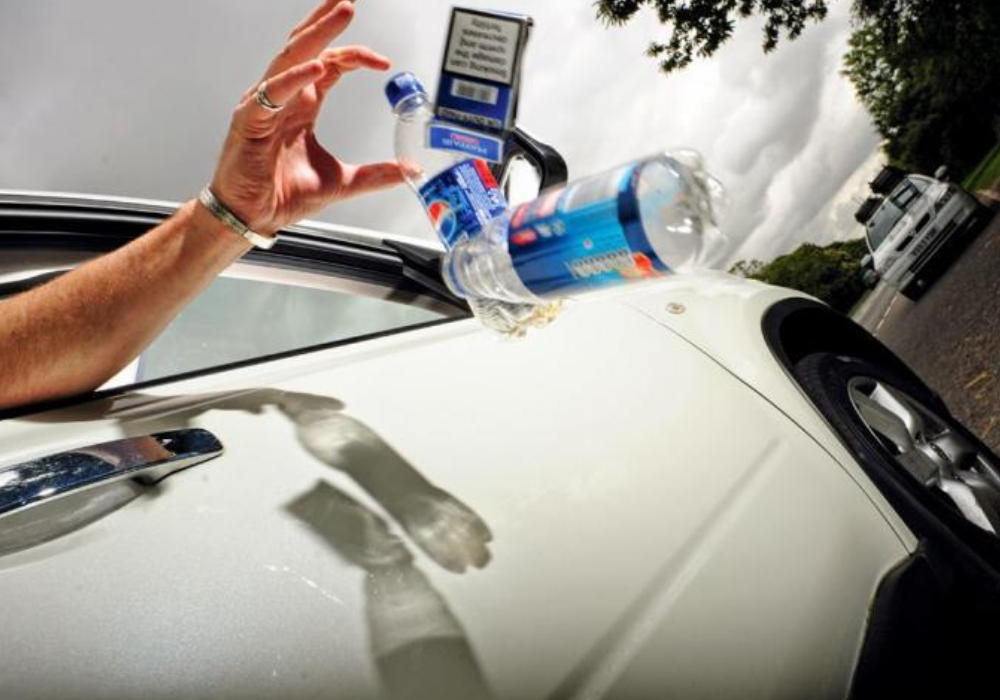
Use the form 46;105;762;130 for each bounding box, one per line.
276;390;496;700
288;482;496;700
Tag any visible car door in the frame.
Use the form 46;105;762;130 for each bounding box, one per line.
0;192;913;700
0;192;501;699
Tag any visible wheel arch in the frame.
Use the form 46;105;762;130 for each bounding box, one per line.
764;304;1000;698
761;297;931;397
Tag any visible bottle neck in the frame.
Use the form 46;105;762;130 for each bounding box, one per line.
393;92;429;116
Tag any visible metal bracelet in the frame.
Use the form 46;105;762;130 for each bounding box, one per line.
197;187;277;250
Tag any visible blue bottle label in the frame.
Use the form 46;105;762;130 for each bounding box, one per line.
418;159;506;248
507;164;670;297
427;121;505;163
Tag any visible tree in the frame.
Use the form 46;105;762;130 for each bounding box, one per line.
842;0;1000;174
594;0;828;73
841;21;900;140
729;239;869;313
595;0;1000;178
727;258;765;278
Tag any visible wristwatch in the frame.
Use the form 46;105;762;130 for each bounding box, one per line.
197;187;277;250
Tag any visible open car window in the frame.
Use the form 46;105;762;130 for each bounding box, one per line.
103;267;456;389
0;193;467;405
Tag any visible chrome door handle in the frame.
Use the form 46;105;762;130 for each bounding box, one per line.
0;429;223;520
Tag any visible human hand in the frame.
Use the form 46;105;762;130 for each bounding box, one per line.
210;0;405;237
391;489;493;573
275;390;494;573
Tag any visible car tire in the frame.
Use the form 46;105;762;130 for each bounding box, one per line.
861;269;879;289
793;352;1000;548
794;352;1000;698
900;278;924;300
975;200;996;229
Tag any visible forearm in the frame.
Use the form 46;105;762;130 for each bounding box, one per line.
0;1;402;411
0;200;250;409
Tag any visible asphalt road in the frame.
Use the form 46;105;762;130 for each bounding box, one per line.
851;209;1000;455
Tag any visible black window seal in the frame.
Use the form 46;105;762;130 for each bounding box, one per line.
0;197;468;308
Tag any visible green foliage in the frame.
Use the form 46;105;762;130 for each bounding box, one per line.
843;0;1000;175
594;0;1000;180
728;258;765;278
962;141;1000;192
729;239;869;312
594;0;828;73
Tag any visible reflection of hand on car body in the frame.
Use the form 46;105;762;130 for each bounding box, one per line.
276;391;493;573
0;0;403;411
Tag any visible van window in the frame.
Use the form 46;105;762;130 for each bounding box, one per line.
890;180;923;210
866;201;905;251
866;178;928;250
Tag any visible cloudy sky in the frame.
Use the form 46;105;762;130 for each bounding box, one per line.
0;0;883;265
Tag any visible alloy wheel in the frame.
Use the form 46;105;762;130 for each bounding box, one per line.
847;376;1000;536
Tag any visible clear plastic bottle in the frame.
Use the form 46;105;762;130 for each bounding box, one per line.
384;72;507;247
385;72;560;335
443;151;726;306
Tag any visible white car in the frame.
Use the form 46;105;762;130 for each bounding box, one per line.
863;174;987;299
1;190;999;699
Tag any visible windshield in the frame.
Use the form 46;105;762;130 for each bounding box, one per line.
866;178;927;250
866;201;906;251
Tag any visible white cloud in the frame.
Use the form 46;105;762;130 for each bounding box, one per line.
0;0;883;263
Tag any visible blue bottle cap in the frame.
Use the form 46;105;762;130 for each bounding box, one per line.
384;72;427;109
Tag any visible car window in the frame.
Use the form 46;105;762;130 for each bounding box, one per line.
866;201;905;251
890;180;922;210
104;271;455;388
864;177;935;252
0;199;466;398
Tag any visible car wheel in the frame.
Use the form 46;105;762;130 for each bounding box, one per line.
861;269;879;289
975;200;996;229
900;278;924;300
794;353;1000;542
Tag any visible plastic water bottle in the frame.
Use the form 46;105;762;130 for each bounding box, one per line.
443;152;725;306
385;72;560;335
384;72;507;247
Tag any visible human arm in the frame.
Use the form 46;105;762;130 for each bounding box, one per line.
0;203;249;408
0;0;404;410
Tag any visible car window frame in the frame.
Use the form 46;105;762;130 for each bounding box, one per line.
0;192;471;420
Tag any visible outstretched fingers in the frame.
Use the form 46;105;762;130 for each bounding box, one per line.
339;162;407;198
264;60;326;105
236;60;325;135
288;0;355;41
316;45;391;97
266;1;356;80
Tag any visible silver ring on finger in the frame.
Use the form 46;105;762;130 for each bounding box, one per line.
255;80;284;112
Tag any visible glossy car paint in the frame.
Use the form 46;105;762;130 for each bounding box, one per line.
0;275;909;699
620;273;918;549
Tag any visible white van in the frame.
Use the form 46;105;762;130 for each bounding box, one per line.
863;173;986;299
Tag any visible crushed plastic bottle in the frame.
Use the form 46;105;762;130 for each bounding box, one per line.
443;151;726;308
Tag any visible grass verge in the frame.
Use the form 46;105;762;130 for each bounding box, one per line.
962;141;1000;192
